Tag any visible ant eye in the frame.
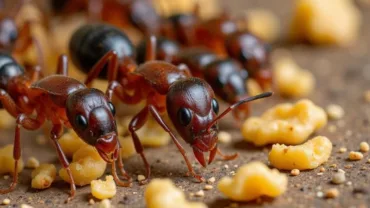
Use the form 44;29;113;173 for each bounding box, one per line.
75;114;88;129
212;98;219;114
108;102;116;116
177;107;192;126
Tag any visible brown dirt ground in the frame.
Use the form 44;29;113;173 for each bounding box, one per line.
1;0;370;207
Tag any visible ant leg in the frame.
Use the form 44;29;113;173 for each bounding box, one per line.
85;50;118;87
117;148;132;182
145;36;156;61
147;105;205;182
128;107;151;185
29;65;42;82
50;124;76;203
0;113;44;194
0;89;19;117
106;81;142;104
216;148;238;161
56;54;69;76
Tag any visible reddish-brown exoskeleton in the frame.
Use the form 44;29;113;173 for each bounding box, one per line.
0;53;131;202
77;35;273;183
0;0;44;70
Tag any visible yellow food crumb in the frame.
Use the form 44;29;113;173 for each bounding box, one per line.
326;104;344;120
26;157;40;169
348;151;363;161
59;146;107;186
137;175;146;182
325;188;339;198
207;177;216;184
339;147;347;153
99;199;112;208
194;190;205;197
59;129;87;158
360;142;369;152
273;56;315;98
119;116;171;147
31;164;56;189
20;204;34;208
204;185;213;190
0;110;15;129
242;9;280;42
290;169;300;176
290;0;361;46
2;198;10;205
218;131;232;143
364;90;370;102
145;179;207;208
119;137;136;159
242;100;327;146
218;161;287;201
246;79;264;98
91;175;116;200
0;144;24;174
269;136;332;170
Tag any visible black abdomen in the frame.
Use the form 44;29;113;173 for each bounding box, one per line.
69;23;135;78
0;51;24;90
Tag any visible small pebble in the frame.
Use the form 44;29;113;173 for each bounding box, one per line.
368;159;370;163
218;131;232;143
2;198;10;205
99;199;111;208
204;185;213;190
346;181;353;186
291;169;300;176
89;199;95;205
195;190;205;197
349;151;363;161
207;177;216;184
360;142;369;152
329;164;337;168
332;171;346;184
223;164;229;169
328;125;337;133
21;204;34;208
137;175;146;182
3;175;9;180
338;147;347;153
344;164;353;169
317;172;323;176
325;188;339;198
317;191;324;198
26;157;40;169
326;104;344;120
320;167;326;172
338;169;345;173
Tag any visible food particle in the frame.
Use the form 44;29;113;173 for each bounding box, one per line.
224;164;229;169
339;147;347;153
316;191;324;198
20;204;33;208
91;175;116;200
328;125;337;133
3;175;9;179
317;172;323;176
59;129;87;158
291;169;300;176
218;131;232;143
326;104;345;120
0;144;24;174
364;90;370;102
204;185;213;190
145;179;207;208
31;164;56;189
0;110;15;128
242;9;280;42
89;199;95;205
242;100;327;146
348;151;363;161
99;199;112;208
344;164;353;169
325;188;339;198
218;161;287;201
320;167;326;172
367;159;370;163
26;157;40;169
269;136;332;170
195;190;205;197
138;174;146;182
273;56;315;97
360;142;369;152
207;177;216;184
290;0;361;46
119;137;136;159
153;0;219;19
2;198;10;205
346;181;352;186
246;79;263;98
59;146;107;186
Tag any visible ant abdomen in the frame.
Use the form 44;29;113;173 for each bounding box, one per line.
0;51;24;89
69;23;135;78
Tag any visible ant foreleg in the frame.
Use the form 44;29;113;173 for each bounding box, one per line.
85;50;118;87
106;81;142;104
49;123;76;203
0;89;19;117
0;113;44;194
147;105;205;183
56;54;69;76
117;141;132;182
128;107;151;185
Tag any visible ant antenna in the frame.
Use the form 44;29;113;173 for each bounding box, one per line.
206;92;273;132
145;35;156;61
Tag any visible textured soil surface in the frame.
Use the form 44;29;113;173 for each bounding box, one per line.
1;0;370;207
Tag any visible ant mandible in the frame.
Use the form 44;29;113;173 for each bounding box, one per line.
0;0;44;70
69;23;273;182
0;53;131;202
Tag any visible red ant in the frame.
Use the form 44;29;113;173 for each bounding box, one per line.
0;0;44;70
0;52;131;202
69;24;273;182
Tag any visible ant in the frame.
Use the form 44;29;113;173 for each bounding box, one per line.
0;0;44;70
69;23;273;182
0;52;131;202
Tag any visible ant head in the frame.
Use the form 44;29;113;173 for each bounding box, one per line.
167;77;220;167
0;16;17;51
66;88;119;163
225;31;270;76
